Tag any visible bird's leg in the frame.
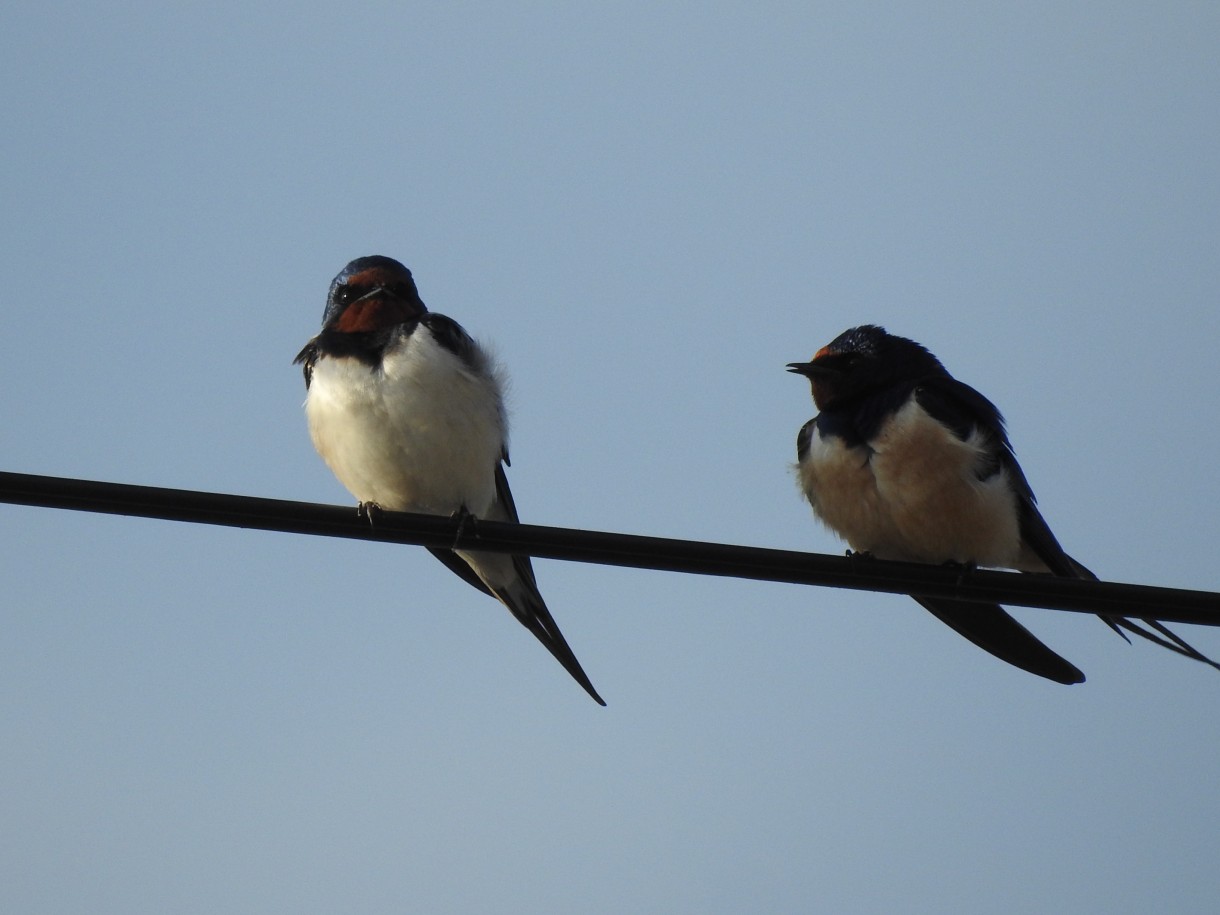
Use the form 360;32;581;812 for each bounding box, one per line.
941;559;978;588
451;504;477;549
844;549;877;578
357;501;383;529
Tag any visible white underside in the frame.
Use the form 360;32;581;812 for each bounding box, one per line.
305;328;506;516
303;329;528;592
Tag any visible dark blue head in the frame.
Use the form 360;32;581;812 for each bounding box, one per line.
321;255;427;332
787;325;947;411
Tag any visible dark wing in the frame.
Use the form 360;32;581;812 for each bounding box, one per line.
410;314;503;596
422;463;605;703
1015;471;1220;668
484;462;605;705
796;418;815;462
1015;485;1090;577
926;381;1220;671
494;576;606;707
494;461;520;522
420;313;480;367
494;461;542;591
906;378;1086;675
911;376;1101;582
913;377;1007;481
293;339;319;387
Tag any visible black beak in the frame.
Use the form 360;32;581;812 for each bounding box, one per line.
788;348;858;377
787;361;834;378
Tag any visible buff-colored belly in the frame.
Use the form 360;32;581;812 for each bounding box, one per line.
801;400;1023;567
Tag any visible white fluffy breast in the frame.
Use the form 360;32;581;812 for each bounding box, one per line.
303;328;507;516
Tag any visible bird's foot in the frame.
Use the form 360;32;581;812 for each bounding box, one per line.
357;501;383;529
845;550;878;576
941;559;978;587
451;505;477;548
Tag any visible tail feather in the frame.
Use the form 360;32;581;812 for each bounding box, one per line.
916;597;1085;685
496;576;607;706
1034;540;1219;674
430;545;605;705
1108;617;1220;672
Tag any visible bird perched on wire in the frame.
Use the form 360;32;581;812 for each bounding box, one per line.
294;255;605;705
788;324;1218;683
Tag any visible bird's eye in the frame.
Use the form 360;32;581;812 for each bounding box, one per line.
390;282;412;297
334;286;354;305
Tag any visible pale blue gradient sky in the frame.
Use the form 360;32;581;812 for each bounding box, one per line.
2;4;1218;913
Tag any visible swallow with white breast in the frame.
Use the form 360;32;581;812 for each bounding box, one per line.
788;324;1218;683
295;255;605;705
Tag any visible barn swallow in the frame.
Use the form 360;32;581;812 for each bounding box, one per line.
788;324;1218;683
295;255;605;705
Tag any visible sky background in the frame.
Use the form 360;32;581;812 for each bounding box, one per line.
2;3;1218;913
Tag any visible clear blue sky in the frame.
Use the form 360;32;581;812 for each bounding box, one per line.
3;3;1218;913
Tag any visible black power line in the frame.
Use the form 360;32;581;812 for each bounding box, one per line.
1;470;1217;626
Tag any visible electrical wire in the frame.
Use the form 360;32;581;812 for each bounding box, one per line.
1;470;1217;626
